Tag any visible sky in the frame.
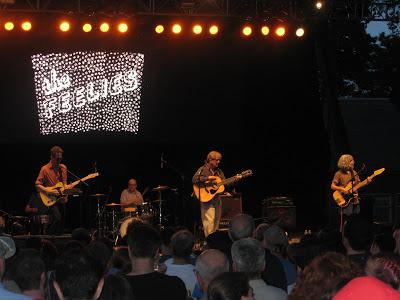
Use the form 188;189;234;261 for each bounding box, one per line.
366;21;390;36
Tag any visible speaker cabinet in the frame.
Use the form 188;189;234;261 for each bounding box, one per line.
219;194;242;229
262;205;296;230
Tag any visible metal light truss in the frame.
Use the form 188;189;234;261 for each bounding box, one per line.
0;0;398;22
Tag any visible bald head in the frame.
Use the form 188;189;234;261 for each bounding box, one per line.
195;249;229;290
128;179;137;192
228;214;255;241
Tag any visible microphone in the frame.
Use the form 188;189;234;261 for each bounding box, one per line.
161;153;164;169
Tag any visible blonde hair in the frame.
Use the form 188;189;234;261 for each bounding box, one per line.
337;154;354;171
207;151;222;162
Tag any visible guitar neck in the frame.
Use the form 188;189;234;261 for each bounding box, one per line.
220;176;238;186
354;175;375;191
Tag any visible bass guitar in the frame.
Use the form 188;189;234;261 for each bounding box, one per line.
332;168;385;207
39;172;99;206
193;169;252;203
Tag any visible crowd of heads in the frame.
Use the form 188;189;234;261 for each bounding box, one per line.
1;212;400;300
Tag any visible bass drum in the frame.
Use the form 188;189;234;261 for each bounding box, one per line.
119;216;143;238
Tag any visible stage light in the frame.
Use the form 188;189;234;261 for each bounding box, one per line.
261;26;270;36
315;1;323;9
4;22;14;31
21;21;32;31
118;23;128;33
59;21;70;32
100;22;110;33
172;24;182;34
209;25;219;35
82;23;92;33
193;24;202;35
275;26;286;37
296;27;305;37
155;25;164;34
242;26;252;36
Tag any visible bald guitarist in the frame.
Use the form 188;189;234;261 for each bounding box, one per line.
35;145;72;234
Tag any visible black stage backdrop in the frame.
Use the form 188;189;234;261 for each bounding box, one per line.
0;21;330;232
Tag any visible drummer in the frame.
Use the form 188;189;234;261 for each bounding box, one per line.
120;178;144;216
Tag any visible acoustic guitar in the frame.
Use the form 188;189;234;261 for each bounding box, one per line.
39;172;99;206
332;168;385;207
193;169;252;203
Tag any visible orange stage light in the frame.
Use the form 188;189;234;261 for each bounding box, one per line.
261;26;270;36
21;21;32;31
100;22;110;32
193;24;202;35
242;26;252;36
209;25;219;35
82;23;92;32
59;21;70;32
118;23;128;33
275;26;286;37
4;22;15;31
155;25;164;34
172;24;182;34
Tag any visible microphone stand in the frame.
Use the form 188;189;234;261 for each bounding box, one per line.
66;169;89;230
162;156;187;226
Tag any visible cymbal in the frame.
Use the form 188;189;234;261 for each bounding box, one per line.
151;185;169;192
105;202;127;207
89;193;107;198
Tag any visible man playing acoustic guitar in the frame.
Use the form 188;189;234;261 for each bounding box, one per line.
35;145;72;235
331;154;371;216
192;151;241;237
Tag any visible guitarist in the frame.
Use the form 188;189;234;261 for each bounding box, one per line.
192;151;240;237
331;154;370;216
35;146;71;235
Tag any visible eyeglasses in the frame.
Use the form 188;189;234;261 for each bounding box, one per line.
212;158;221;161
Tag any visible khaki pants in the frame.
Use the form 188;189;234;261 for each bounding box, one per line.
200;197;221;237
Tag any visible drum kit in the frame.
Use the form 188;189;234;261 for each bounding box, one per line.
90;185;170;242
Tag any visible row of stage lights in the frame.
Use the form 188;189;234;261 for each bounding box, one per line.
0;20;306;38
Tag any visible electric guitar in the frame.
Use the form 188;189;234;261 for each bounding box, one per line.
193;169;253;203
39;172;99;206
332;168;385;207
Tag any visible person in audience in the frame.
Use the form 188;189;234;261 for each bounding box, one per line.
164;229;197;294
0;236;31;300
342;215;372;268
86;240;113;273
195;249;230;300
159;226;176;263
11;249;46;300
72;227;92;245
208;272;254;300
263;224;297;293
107;246;131;276
99;274;134;300
289;252;362;300
228;214;255;241
231;238;287;300
53;248;104;300
287;233;321;272
124;223;187;300
332;276;400;300
205;230;233;266
370;233;396;254
254;223;270;242
365;252;400;290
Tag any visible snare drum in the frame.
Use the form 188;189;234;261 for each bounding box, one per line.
119;216;143;238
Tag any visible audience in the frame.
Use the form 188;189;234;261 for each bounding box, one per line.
342;215;373;269
53;248;105;300
231;237;287;300
124;223;187;300
11;249;46;300
228;214;255;241
365;252;400;290
289;251;362;300
208;272;254;300
195;249;230;300
99;274;134;300
0;236;31;300
164;229;197;295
